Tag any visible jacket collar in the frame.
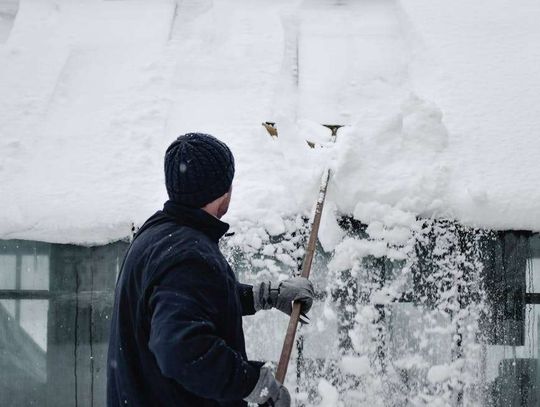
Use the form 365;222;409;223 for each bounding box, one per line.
162;200;230;242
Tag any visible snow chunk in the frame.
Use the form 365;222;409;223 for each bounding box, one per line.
318;201;346;252
340;355;370;376
401;96;448;153
329;237;388;273
426;364;453;384
333;94;450;219
263;214;286;237
322;300;337;321
317;379;340;407
426;359;465;384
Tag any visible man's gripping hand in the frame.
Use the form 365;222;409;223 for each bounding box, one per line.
244;367;290;407
253;277;314;322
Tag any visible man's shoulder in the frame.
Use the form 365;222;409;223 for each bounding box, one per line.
127;212;228;280
148;227;230;291
142;219;224;267
134;214;208;250
167;225;218;255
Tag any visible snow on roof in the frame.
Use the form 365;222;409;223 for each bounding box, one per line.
399;0;540;232
1;0;540;245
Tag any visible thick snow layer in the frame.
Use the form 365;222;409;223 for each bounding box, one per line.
0;0;177;243
2;0;540;244
399;0;540;231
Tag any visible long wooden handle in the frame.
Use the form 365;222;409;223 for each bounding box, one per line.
275;169;331;383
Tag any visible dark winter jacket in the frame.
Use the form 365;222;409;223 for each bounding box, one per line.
107;200;263;407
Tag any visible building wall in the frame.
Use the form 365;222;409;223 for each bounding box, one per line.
1;231;540;406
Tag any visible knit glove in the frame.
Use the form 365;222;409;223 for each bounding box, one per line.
253;277;314;322
244;367;290;407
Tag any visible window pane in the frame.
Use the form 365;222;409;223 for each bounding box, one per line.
0;254;16;289
529;258;540;293
20;299;48;351
0;299;15;318
21;254;49;290
0;299;47;406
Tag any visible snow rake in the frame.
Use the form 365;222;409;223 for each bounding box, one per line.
273;124;343;384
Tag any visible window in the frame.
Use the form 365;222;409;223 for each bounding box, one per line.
0;240;128;407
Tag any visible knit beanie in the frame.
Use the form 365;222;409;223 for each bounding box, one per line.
164;133;235;208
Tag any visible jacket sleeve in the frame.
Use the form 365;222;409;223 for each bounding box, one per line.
236;282;256;316
147;260;263;401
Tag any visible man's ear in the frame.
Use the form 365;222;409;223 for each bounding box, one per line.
218;192;229;208
216;191;231;218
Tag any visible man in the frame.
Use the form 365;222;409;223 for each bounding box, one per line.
107;133;314;407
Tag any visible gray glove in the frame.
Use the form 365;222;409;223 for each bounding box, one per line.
253;277;314;319
244;367;290;407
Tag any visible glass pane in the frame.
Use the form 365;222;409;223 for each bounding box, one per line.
529;258;540;292
20;299;48;351
0;299;48;353
0;298;15;317
0;254;16;289
21;254;49;290
0;299;47;406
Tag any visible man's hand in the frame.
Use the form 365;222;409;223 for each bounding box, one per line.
244;367;290;407
253;277;314;321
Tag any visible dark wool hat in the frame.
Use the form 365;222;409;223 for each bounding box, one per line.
164;133;235;208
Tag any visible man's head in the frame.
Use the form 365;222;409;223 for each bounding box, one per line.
164;133;235;218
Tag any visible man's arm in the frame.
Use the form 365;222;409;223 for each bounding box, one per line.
148;261;262;401
236;282;256;316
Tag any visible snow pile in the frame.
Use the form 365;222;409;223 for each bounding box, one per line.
317;95;449;255
332;96;449;216
400;0;540;230
0;0;176;243
2;0;540;244
0;0;326;244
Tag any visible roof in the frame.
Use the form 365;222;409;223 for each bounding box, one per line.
1;0;540;245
